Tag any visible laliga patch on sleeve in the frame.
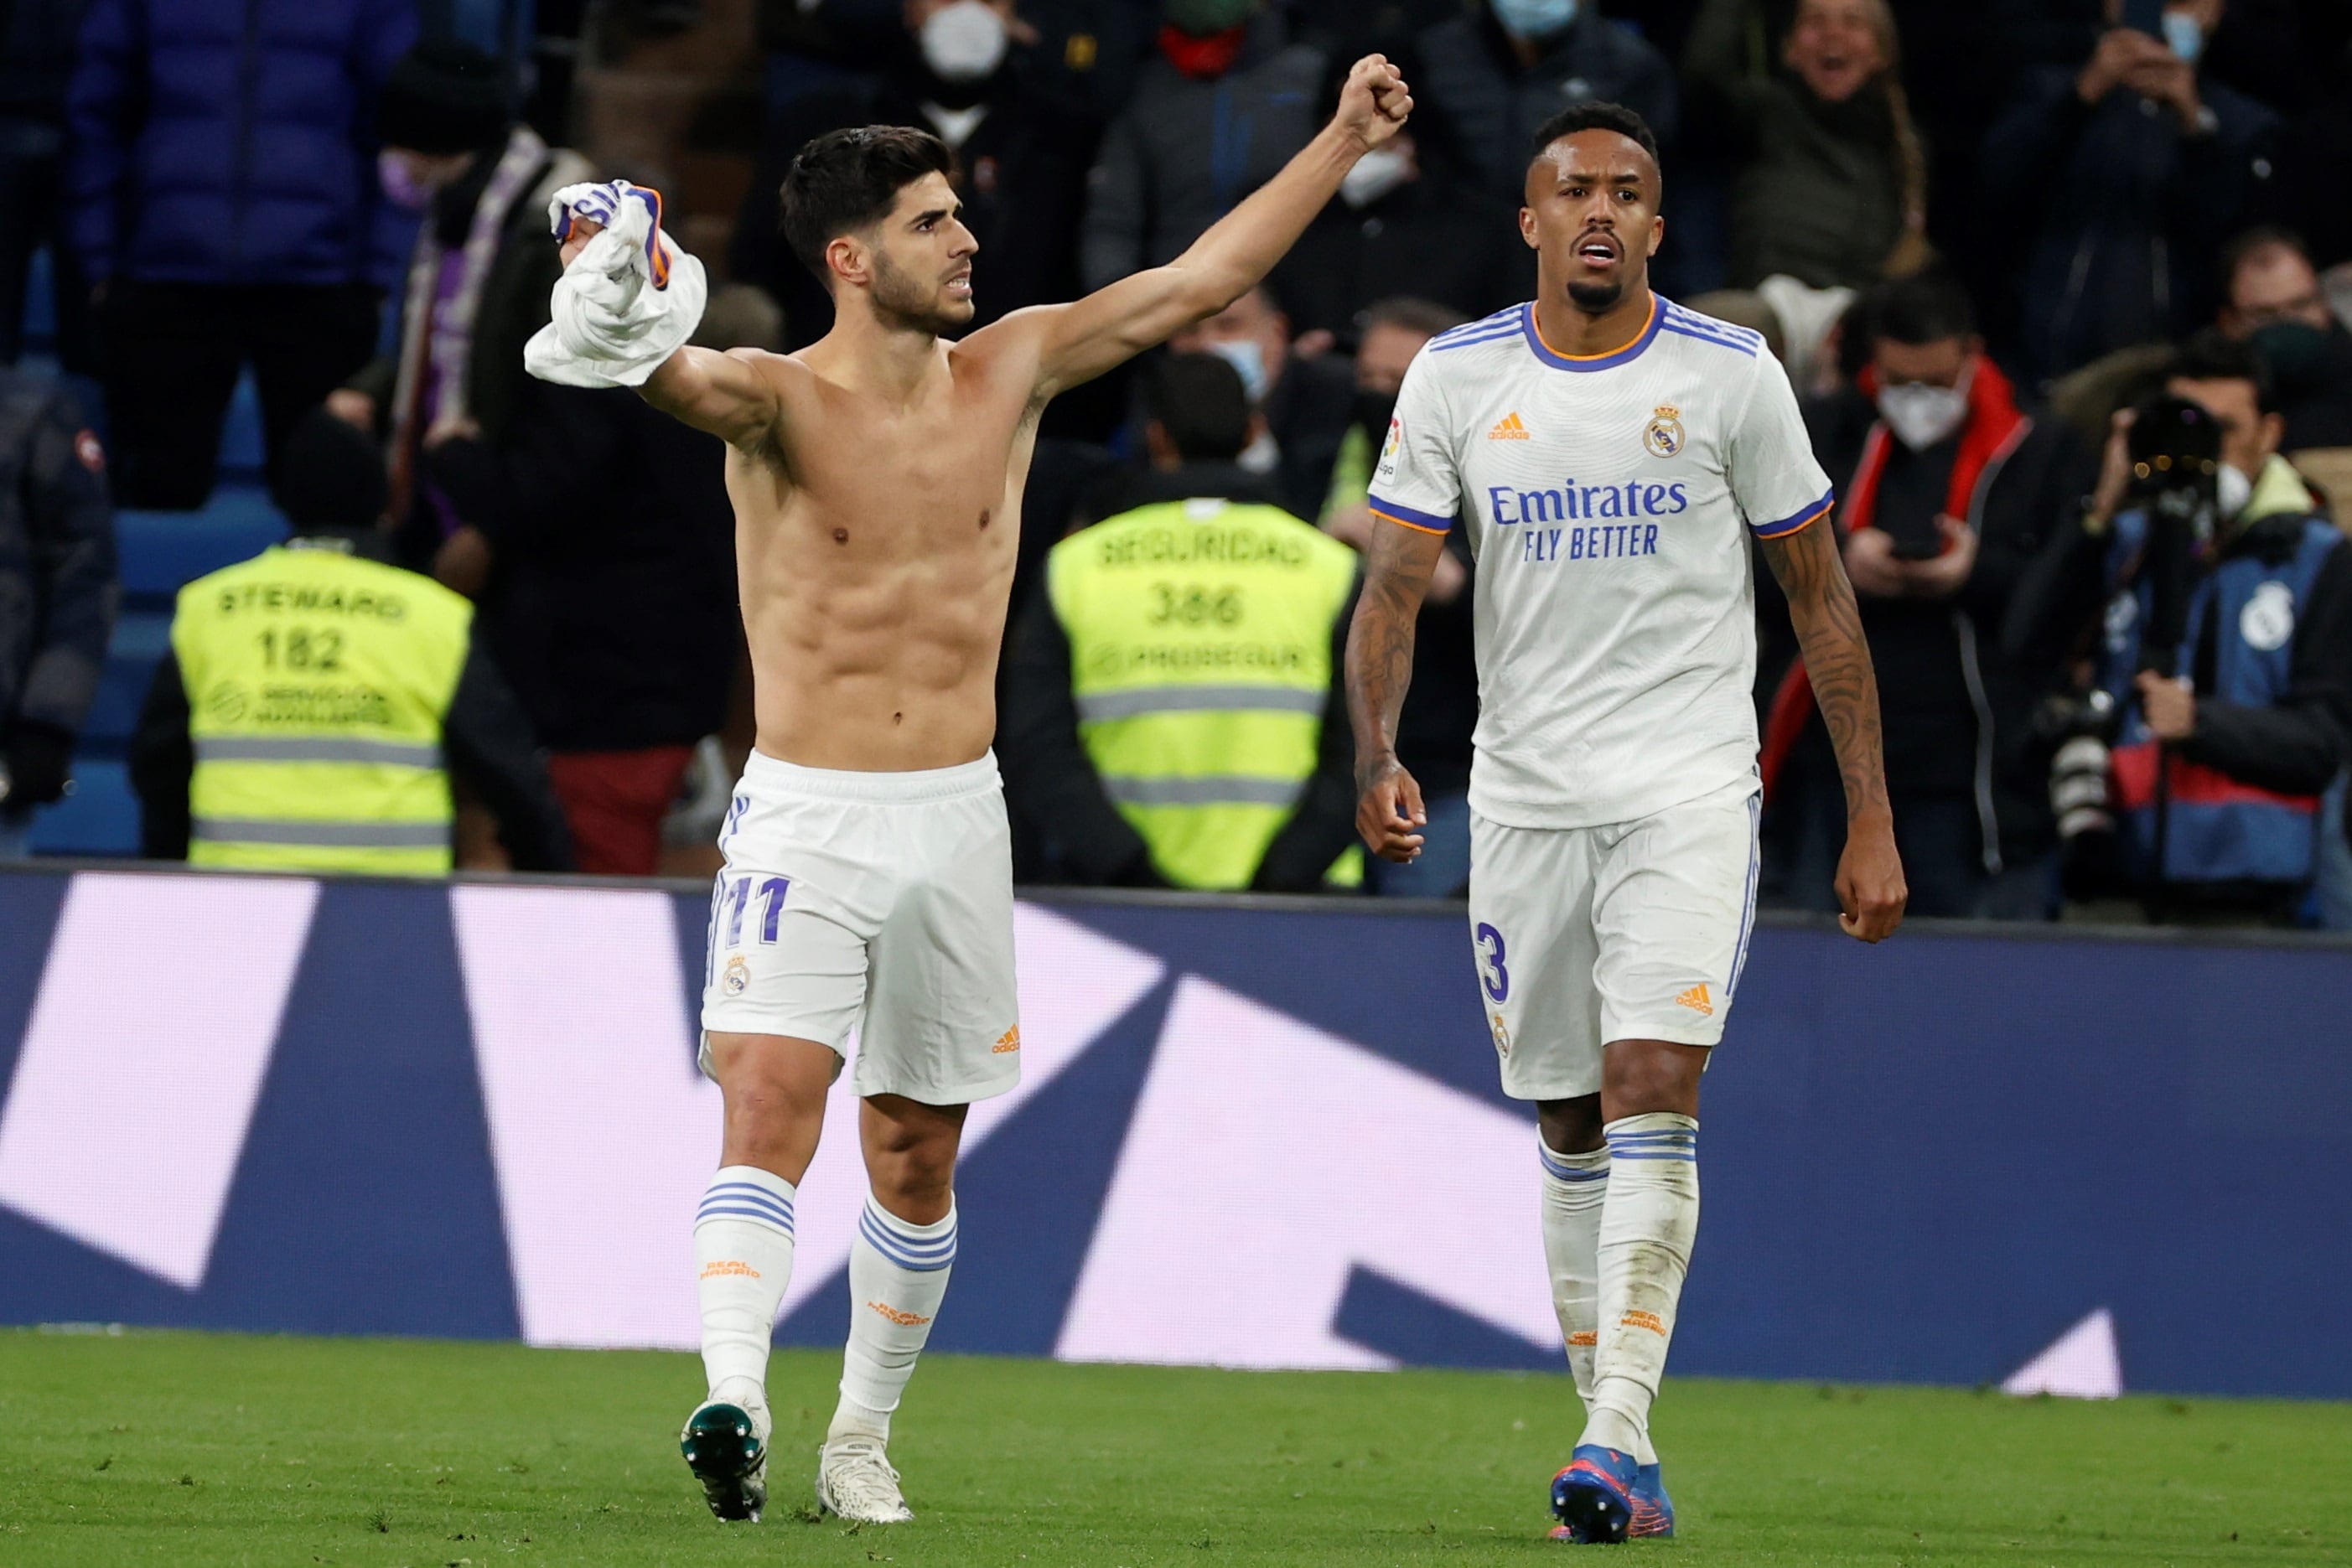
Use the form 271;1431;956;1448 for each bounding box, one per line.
1374;417;1403;485
75;430;106;474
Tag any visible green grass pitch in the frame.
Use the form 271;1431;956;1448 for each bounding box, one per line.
1;1330;2347;1565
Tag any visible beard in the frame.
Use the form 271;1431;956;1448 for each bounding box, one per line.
1567;277;1625;313
871;249;973;336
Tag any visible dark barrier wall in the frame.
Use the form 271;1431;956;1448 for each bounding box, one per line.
0;865;2345;1399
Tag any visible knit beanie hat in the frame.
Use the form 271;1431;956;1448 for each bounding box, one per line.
376;39;511;155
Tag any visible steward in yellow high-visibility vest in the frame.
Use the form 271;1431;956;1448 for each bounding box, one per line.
1002;354;1364;892
127;425;574;876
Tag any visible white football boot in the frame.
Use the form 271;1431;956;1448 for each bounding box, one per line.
815;1433;914;1523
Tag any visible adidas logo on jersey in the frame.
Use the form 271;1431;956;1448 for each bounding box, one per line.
1674;984;1713;1017
1487;411;1531;440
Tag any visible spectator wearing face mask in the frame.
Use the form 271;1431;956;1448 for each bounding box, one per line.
1169;285;1355;523
2216;227;2352;455
1983;0;2279;382
1270;123;1526;343
1078;0;1327;292
736;0;1094;351
1405;0;1676;213
1318;298;1481;897
1764;272;2088;919
64;0;415;507
2007;331;2352;924
1683;0;1932;293
327;42;593;587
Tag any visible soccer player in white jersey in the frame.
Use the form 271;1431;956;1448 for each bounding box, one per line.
1345;102;1906;1545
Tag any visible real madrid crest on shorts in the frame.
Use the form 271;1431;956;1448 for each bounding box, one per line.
723;953;749;997
1644;404;1685;459
1489;1011;1512;1056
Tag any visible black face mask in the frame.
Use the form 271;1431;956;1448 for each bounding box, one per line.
1352;388;1397;442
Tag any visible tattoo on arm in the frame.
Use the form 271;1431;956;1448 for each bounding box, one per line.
1345;523;1443;787
1762;520;1891;824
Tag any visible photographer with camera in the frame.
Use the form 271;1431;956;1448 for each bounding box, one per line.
2007;332;2352;925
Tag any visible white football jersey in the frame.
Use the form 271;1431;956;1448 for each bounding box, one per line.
1368;296;1834;830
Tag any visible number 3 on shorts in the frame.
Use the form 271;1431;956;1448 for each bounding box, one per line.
1474;922;1510;1004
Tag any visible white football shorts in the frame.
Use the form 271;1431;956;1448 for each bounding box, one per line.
1467;775;1760;1101
698;749;1022;1105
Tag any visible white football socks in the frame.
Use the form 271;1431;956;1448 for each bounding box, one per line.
694;1164;798;1415
1539;1136;1655;1466
1583;1113;1698;1458
831;1195;957;1446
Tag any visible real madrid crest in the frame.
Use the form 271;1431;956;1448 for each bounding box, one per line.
1489;1011;1512;1056
723;954;750;996
1644;404;1685;459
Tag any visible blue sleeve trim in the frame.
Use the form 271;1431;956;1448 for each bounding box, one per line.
1366;494;1456;535
1750;488;1836;539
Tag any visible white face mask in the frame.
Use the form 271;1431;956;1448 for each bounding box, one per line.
2161;9;2204;64
1339;147;1412;210
2217;460;2253;520
921;0;1008;83
1876;360;1973;451
1205;338;1268;403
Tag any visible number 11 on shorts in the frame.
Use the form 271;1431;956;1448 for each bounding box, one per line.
719;876;792;947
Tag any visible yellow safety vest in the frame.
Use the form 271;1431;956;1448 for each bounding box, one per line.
1047;494;1362;890
174;542;473;876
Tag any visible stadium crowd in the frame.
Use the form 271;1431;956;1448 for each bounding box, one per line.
3;0;2350;926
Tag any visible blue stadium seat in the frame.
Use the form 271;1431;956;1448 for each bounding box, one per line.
219;372;264;478
24;758;142;858
81;610;174;748
115;492;288;609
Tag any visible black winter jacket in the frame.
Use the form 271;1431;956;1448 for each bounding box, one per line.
0;370;115;752
1983;67;2277;380
1795;388;2091;864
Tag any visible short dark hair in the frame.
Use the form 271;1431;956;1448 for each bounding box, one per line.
2218;225;2313;296
777;126;956;283
2171;328;2278;414
1871;269;1976;347
1150;354;1253;462
1527;101;1661;176
1360;297;1469;340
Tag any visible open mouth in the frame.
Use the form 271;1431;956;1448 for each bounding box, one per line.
1576;234;1619;269
944;271;973;298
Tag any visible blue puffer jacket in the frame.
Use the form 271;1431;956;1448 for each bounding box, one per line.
65;0;417;287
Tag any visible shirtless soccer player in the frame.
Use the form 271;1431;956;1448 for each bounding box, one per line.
541;60;1411;1527
1346;102;1907;1545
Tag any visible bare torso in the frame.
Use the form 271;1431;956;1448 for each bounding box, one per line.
726;329;1041;771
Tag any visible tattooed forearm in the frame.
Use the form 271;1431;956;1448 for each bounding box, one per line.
1762;520;1892;824
1345;521;1447;787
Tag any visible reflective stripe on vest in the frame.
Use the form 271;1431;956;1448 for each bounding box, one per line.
174;546;473;877
191;817;453;849
194;737;446;768
1101;774;1309;808
1075;685;1327;722
1048;496;1360;890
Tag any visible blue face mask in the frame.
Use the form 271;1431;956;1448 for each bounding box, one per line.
1204;339;1268;404
1489;0;1575;41
2161;9;2204;64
